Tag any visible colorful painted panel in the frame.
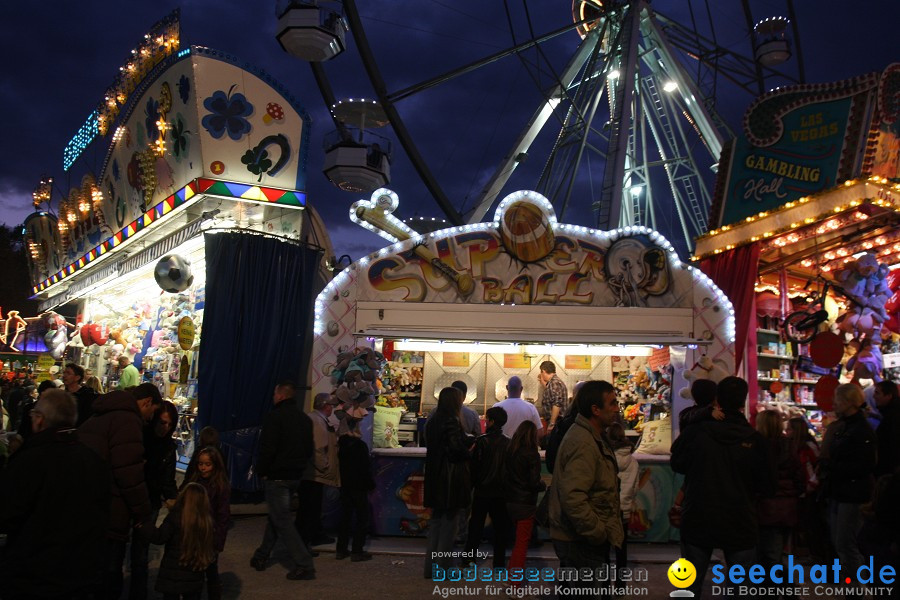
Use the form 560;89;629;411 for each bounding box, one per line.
191;49;308;190
714;72;880;227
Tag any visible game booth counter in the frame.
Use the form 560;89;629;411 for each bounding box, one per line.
23;13;332;479
310;188;736;542
692;63;900;437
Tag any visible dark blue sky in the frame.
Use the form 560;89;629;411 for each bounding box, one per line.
1;0;896;258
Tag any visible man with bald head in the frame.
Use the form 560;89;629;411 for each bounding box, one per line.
297;392;341;548
0;388;110;598
493;376;542;438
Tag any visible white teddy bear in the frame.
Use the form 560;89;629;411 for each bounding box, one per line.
679;355;731;399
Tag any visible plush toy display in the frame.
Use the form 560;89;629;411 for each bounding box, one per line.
330;346;387;422
679;354;730;399
835;253;892;345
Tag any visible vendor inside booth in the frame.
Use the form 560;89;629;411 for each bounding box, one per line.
310;188;736;542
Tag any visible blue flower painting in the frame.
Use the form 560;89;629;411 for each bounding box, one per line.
201;86;253;141
177;74;190;104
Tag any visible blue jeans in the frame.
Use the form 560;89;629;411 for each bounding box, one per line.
253;480;315;572
425;508;461;577
681;542;756;598
829;500;864;576
553;539;610;599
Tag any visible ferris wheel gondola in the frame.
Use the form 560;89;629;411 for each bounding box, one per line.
282;0;804;255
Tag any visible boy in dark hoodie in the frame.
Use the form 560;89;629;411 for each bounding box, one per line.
464;406;511;569
671;376;774;597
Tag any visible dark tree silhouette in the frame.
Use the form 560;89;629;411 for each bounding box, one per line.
0;224;39;317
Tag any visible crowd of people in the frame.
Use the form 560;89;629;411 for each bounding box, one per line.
671;378;900;596
2;358;899;599
0;369;230;600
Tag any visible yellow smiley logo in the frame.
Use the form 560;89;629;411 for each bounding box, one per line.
668;558;696;588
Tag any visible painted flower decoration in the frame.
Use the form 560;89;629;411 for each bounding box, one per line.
177;75;190;104
201;86;253;141
241;148;272;182
169;115;189;158
145;97;160;142
111;159;120;182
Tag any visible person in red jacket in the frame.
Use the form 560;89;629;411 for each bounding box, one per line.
78;382;161;600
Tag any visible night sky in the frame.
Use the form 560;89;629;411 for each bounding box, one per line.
1;0;896;260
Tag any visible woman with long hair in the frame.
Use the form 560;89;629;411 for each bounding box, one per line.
144;483;215;600
187;446;230;600
423;386;472;578
756;410;804;572
505;420;546;572
131;400;179;600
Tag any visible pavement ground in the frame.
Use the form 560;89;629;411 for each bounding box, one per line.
130;512;879;600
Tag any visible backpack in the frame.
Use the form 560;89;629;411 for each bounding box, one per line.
544;413;576;474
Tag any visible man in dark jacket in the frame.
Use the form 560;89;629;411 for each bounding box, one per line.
62;362;97;427
819;383;878;577
250;380;317;581
670;376;774;597
464;406;511;569
78;382;160;600
0;388;110;599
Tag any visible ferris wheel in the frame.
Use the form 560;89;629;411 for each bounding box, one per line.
277;0;802;255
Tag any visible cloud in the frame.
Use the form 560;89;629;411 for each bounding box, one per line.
0;179;38;227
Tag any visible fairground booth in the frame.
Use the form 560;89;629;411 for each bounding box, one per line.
310;187;736;541
693;64;900;439
22;13;331;479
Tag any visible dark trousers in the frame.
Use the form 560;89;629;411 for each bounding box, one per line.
553;539;610;599
162;594;200;600
128;509;159;600
205;559;221;599
337;488;370;554
296;480;325;544
465;495;510;569
615;515;628;568
101;538;127;600
681;541;756;597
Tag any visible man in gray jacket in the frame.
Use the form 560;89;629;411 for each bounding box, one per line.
548;380;623;596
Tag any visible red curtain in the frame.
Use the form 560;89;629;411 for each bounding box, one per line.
698;242;761;375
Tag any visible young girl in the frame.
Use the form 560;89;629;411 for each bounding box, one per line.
145;483;215;600
187;446;230;600
184;426;220;481
505;420;546;572
607;423;638;568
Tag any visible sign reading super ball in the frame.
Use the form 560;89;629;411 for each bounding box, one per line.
720;98;851;226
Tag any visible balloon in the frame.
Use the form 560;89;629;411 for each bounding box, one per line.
888;269;900;291
815;375;840;412
810;332;844;369
885;314;900;335
886;290;900;314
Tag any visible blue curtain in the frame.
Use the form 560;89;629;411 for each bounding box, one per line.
198;232;322;490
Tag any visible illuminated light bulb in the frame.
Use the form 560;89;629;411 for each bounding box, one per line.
822;265;832;272
790;222;800;228
801;259;813;268
804;217;815;224
824;252;836;260
763;231;773;238
877;237;887;245
864;242;873;249
837;248;849;257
